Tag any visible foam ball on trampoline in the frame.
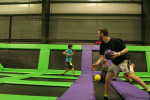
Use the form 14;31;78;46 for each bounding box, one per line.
67;54;72;58
104;49;114;60
95;75;101;81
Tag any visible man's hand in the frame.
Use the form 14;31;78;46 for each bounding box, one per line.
90;64;98;71
110;51;118;59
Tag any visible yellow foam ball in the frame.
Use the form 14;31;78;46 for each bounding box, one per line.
95;75;101;81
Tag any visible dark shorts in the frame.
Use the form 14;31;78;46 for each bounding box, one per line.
67;62;74;69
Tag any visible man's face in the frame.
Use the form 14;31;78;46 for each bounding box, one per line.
97;31;103;41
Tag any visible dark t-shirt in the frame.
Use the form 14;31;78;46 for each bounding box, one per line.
99;38;130;65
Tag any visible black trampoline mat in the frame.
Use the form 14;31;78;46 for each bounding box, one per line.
0;84;69;97
0;76;9;78
132;81;150;85
22;77;76;82
93;77;124;100
49;50;82;70
44;74;80;77
0;49;40;69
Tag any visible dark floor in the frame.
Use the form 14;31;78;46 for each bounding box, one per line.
0;84;68;97
0;76;9;78
22;77;76;82
93;78;124;100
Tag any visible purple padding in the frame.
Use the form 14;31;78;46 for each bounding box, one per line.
58;83;94;99
92;45;100;51
75;75;93;83
57;45;95;100
111;78;149;100
57;73;95;100
81;51;92;71
81;71;92;74
57;98;93;100
82;45;92;50
92;71;101;76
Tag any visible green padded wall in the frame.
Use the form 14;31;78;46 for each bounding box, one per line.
146;52;150;73
127;46;145;52
0;43;82;71
0;43;150;72
0;63;4;71
38;50;50;71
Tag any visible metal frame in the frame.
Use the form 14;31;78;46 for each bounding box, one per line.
0;1;141;5
0;1;42;5
50;13;141;16
0;39;145;45
49;1;142;3
8;16;12;43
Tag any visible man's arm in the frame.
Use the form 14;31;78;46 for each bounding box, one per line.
111;48;128;59
118;48;128;56
95;55;105;65
90;55;105;71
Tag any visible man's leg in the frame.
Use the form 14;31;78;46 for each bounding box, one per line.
105;72;115;95
127;72;149;91
123;74;132;83
120;60;150;94
102;64;120;100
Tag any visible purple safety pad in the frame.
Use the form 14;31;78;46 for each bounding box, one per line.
57;45;96;100
92;45;100;51
92;71;101;76
82;71;92;74
81;50;92;71
82;45;92;51
111;78;150;100
57;74;95;100
57;98;94;100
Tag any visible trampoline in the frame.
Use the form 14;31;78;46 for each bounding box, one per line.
0;44;149;100
0;69;81;100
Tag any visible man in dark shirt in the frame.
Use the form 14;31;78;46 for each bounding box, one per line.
91;28;150;100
